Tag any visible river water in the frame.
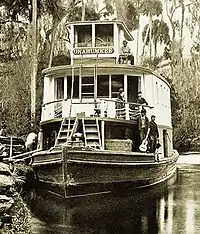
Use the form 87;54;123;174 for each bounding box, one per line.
26;163;200;234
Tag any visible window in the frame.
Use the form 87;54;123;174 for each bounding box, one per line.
75;25;92;47
67;76;79;99
127;76;138;103
55;78;64;100
95;24;114;46
81;77;94;98
111;75;124;98
97;75;109;98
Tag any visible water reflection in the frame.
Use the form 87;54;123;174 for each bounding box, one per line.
24;168;200;234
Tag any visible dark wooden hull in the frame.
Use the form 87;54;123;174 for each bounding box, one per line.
31;148;179;198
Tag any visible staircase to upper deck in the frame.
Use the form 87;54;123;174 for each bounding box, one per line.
54;117;79;147
82;118;102;149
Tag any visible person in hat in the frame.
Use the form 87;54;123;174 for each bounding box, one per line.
116;88;126;118
119;40;134;65
136;91;148;106
149;115;159;153
0;121;7;137
137;109;149;144
117;88;125;102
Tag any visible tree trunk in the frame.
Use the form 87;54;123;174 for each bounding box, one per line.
149;14;153;59
141;24;150;59
180;2;185;66
48;20;59;68
136;20;140;64
154;39;157;58
81;0;85;21
31;0;37;124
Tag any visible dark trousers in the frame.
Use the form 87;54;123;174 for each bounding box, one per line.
119;55;134;65
140;128;147;143
149;135;157;153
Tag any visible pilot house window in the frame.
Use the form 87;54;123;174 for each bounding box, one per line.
95;24;114;46
76;25;92;47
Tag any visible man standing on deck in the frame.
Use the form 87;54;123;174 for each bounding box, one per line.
136;91;148;106
149;115;159;153
117;88;125;102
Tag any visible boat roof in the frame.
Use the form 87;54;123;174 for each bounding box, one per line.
66;20;134;41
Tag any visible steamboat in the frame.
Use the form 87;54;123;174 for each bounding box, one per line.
12;20;179;198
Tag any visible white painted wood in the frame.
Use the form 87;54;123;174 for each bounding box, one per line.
101;120;105;150
124;74;127;102
64;75;67;99
109;75;112;99
70;25;74;65
92;23;95;47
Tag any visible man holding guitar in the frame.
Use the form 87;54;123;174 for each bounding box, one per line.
138;109;149;152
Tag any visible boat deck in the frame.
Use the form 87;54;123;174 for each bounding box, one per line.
31;148;179;167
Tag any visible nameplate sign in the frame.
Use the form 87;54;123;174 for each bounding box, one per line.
73;47;114;55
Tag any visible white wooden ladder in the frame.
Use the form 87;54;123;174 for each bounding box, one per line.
54;117;79;147
82;118;101;149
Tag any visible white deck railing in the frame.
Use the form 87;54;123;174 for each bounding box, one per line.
41;98;153;122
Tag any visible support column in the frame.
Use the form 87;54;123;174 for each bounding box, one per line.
101;120;105;150
124;74;127;102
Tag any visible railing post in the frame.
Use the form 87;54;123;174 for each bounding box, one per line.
62;100;65;117
125;103;130;120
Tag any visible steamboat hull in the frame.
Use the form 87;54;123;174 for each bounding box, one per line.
32;148;179;198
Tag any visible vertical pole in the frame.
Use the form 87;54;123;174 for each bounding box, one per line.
31;0;37;124
81;0;85;21
79;65;82;101
94;53;98;102
62;147;68;198
9;137;13;159
101;121;105;150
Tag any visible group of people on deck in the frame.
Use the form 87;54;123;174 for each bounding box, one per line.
136;92;159;153
138;109;159;153
117;88;159;153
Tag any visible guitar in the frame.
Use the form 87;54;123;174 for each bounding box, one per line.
139;128;150;152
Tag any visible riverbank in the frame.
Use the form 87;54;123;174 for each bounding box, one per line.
177;152;200;171
0;162;33;233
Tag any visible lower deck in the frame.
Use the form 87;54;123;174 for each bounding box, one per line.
40;116;173;159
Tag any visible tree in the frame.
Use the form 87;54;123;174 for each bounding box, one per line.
186;0;200;40
140;0;163;60
108;0;139;31
142;19;170;57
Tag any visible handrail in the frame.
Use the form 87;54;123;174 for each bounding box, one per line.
42;98;153;109
41;98;154;121
42;98;68;107
99;98;153;109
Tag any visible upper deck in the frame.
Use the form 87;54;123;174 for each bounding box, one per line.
41;20;172;128
67;20;134;65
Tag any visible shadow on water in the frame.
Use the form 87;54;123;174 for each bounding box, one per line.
22;172;181;234
22;167;200;233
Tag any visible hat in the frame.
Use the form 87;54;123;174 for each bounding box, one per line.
119;88;123;92
123;40;128;44
137;91;142;94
